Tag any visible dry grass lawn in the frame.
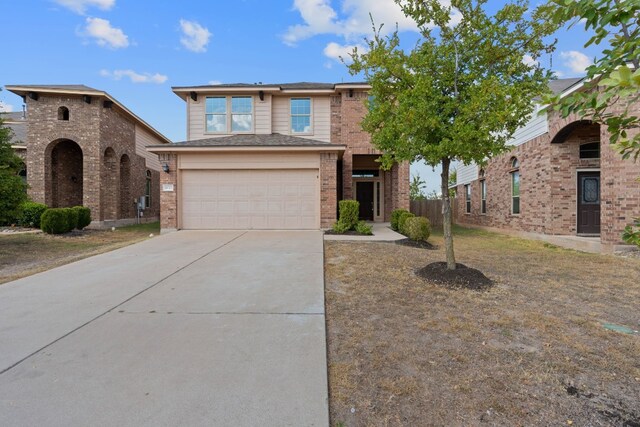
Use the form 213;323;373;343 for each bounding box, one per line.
0;222;159;284
325;227;640;426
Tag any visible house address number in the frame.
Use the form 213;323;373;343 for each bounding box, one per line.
162;184;174;192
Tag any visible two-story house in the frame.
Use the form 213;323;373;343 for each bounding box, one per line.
150;82;410;232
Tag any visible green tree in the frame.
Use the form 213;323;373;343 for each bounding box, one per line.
349;0;556;269
543;0;640;160
410;173;427;200
0;110;28;224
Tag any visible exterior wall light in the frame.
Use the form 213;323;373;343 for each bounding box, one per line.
162;163;170;173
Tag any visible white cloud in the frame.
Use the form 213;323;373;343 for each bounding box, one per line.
85;17;129;49
282;0;461;46
54;0;114;14
179;19;211;53
323;41;367;63
560;50;592;74
100;69;168;84
0;101;14;113
208;80;222;85
523;54;538;67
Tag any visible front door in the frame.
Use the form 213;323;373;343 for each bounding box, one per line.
356;181;374;220
577;171;601;234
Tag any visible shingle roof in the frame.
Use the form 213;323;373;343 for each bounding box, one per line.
172;81;369;91
171;133;339;147
549;78;584;95
5;84;99;92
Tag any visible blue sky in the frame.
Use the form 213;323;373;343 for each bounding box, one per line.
0;0;601;192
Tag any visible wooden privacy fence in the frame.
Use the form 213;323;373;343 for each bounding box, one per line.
409;199;457;227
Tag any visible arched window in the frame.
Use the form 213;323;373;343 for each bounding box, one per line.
510;157;520;214
58;106;70;121
145;170;152;208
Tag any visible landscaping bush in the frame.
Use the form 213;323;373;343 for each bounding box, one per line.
0;173;28;225
19;202;48;228
72;206;92;229
398;211;415;235
332;220;351;234
391;208;410;231
338;200;360;230
404;216;431;241
355;220;373;235
65;208;79;231
41;208;74;234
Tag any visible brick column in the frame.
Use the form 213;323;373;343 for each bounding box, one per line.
320;152;338;228
158;153;178;233
392;161;411;211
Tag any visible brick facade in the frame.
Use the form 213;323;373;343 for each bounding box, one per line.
23;93;162;226
456;108;640;252
320;152;339;228
331;90;410;220
158;153;178;231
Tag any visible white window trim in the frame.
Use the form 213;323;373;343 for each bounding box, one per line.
464;184;471;214
290;97;314;136
204;96;255;135
511;169;520;215
480;179;487;215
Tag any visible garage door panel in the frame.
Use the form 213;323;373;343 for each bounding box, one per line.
181;170;318;230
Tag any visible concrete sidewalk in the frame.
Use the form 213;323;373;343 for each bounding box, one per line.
0;231;328;426
324;222;405;241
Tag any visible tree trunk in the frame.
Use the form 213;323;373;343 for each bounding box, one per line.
441;158;456;270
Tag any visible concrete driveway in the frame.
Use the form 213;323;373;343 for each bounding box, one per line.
0;231;328;426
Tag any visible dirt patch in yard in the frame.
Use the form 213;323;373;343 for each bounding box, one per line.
325;227;640;426
0;222;159;284
417;261;493;290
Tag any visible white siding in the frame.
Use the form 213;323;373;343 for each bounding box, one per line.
456;163;478;186
272;96;331;142
255;94;272;134
135;125;163;171
187;96;206;140
508;107;548;147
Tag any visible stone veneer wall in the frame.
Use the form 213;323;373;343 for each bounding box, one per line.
24;94;161;224
330;90;410;220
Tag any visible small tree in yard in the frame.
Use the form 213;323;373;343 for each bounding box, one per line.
542;0;640;247
349;0;556;270
410;173;427;200
0;112;28;224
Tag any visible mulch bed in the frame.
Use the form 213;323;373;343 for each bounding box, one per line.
394;238;437;250
416;261;493;290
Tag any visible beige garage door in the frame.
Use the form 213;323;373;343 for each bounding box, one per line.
181;169;319;230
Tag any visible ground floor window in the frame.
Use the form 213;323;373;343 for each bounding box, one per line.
145;170;152;208
480;179;486;214
465;184;471;213
511;170;520;214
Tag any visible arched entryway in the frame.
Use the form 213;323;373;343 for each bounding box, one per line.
103;148;118;220
46;139;83;208
119;154;131;219
550;120;601;235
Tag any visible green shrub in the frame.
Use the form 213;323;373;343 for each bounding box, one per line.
19;202;48;228
623;218;640;247
404;216;431;241
332;220;350;234
72;206;92;229
391;209;409;231
338;200;360;230
355;220;373;235
64;208;79;231
398;211;415;235
41;208;73;234
0;173;28;225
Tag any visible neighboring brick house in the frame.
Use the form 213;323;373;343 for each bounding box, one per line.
455;78;640;252
5;85;171;227
148;82;410;232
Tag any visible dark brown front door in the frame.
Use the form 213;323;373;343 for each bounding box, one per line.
356;181;374;220
577;171;601;234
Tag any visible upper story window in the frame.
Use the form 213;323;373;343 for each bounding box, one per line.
291;98;311;134
205;96;253;133
580;142;600;159
58;106;69;121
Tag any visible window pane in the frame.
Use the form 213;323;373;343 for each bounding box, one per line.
481;181;486;199
232;97;252;113
513;197;520;214
579;142;600;159
206;114;226;132
232;114;252;132
291;98;310;115
206;97;226;114
512;171;520;196
291;115;311;133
